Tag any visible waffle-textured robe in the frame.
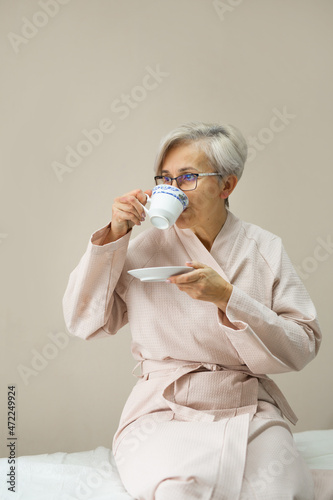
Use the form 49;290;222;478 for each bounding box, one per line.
63;210;321;500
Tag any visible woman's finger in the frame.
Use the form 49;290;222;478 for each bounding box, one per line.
117;200;144;218
168;269;203;285
113;201;145;226
118;195;146;219
185;261;206;269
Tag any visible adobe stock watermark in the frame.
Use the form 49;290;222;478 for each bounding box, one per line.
115;413;160;467
7;0;71;55
295;235;333;280
74;458;119;500
17;330;71;385
240;439;300;500
212;0;244;22
247;107;296;163
51;64;170;182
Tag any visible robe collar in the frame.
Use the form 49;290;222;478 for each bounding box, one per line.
173;209;242;282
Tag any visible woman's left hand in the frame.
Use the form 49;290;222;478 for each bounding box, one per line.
167;261;233;312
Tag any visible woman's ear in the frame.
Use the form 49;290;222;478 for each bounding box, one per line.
220;175;238;199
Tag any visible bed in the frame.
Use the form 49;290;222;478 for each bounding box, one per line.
1;430;332;499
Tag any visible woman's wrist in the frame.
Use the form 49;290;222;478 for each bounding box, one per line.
214;283;233;313
101;223;132;245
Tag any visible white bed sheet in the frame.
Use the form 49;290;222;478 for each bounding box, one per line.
1;430;332;499
0;446;133;500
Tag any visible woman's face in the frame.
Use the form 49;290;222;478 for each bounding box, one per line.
160;143;227;232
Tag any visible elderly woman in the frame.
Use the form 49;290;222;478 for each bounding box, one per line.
63;122;321;499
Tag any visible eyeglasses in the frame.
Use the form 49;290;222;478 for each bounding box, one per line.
154;173;222;191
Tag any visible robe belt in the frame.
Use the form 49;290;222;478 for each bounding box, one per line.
132;359;298;425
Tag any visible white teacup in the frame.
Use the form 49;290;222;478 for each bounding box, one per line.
139;185;189;229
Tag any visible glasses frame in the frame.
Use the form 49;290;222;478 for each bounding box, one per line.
154;173;223;191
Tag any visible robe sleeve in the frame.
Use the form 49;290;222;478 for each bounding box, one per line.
62;223;131;340
219;238;322;374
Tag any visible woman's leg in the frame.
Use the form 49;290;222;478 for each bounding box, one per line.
240;418;315;500
114;413;249;500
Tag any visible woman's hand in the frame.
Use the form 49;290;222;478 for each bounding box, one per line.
108;189;152;242
167;261;233;312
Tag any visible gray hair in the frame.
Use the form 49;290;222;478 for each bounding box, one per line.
154;122;248;207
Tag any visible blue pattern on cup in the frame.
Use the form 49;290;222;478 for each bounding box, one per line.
152;186;189;209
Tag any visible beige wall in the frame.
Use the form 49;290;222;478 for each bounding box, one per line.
0;0;332;457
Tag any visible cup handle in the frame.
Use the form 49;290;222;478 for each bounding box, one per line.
138;193;151;216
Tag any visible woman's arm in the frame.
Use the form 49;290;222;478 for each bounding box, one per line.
168;239;321;375
62;188;150;340
220;241;322;374
62;223;131;340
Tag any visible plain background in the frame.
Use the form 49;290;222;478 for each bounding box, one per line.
0;0;332;457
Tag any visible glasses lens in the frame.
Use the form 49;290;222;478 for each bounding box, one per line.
177;174;197;190
156;176;172;185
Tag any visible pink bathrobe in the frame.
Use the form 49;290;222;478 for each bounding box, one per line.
63;209;321;500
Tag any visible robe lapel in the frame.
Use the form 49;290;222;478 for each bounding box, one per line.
174;212;237;282
173;218;231;282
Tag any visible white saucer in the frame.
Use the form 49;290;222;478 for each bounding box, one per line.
128;266;193;282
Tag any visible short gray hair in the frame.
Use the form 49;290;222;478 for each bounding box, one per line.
154;122;248;207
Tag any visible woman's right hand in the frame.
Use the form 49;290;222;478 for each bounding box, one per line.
108;189;152;242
